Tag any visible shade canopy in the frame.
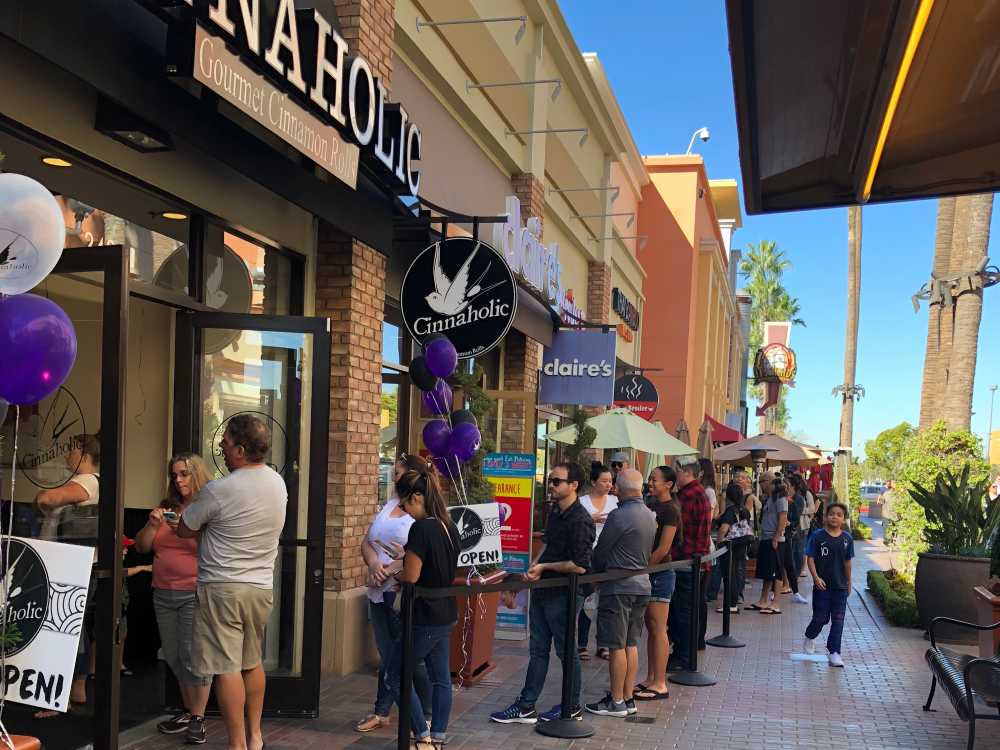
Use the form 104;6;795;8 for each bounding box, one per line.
714;432;818;467
705;413;742;444
696;420;715;462
643;421;667;482
545;408;698;456
675;419;691;447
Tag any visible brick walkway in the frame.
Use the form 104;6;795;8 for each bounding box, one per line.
122;517;1000;750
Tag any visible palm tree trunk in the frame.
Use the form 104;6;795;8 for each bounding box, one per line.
836;206;862;512
942;193;995;431
918;197;956;431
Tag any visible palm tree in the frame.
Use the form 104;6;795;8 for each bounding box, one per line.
942;193;995;431
835;206;862;513
918;197;956;431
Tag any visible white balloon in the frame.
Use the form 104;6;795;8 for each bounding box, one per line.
0;173;66;295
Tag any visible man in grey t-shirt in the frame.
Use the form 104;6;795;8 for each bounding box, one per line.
588;469;655;717
170;415;286;748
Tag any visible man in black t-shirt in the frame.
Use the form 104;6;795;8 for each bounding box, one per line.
490;462;595;725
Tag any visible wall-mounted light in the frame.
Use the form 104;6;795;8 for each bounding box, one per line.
41;157;72;168
571;211;634;228
150;211;188;221
417;15;527;45
96;96;174;154
505;127;589;148
550;185;621;202
588;235;648;250
468;78;562;102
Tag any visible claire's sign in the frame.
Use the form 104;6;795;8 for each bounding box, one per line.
400;238;516;359
168;1;422;196
613;374;659;421
539;329;617;406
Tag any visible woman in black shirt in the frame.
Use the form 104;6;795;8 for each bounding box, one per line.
715;483;751;613
385;469;460;750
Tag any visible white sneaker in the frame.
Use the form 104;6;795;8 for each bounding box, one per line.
792;593;808;604
828;652;844;667
803;637;815;655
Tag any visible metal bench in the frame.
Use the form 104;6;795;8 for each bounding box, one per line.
924;616;1000;749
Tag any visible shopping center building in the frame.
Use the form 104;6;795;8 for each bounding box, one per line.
0;1;650;747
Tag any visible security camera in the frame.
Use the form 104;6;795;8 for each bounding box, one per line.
700;129;710;143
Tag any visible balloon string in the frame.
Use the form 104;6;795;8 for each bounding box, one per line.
429;387;469;505
0;408;20;742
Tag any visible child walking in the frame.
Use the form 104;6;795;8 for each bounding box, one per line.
802;503;854;667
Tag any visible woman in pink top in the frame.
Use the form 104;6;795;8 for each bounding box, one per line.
135;453;213;736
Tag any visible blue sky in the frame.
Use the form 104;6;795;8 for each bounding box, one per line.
561;0;1000;456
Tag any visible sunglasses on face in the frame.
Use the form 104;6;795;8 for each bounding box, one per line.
611;462;623;469
548;477;569;486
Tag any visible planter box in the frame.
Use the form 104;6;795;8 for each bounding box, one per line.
449;569;507;686
915;553;990;644
975;587;1000;705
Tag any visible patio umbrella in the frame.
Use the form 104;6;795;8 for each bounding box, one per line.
544;408;698;456
643;421;666;481
714;432;816;467
696;420;715;462
675;419;691;447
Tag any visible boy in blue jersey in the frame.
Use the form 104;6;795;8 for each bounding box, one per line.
803;503;854;667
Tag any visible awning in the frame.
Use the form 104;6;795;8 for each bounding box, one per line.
705;414;742;444
512;286;558;348
726;0;1000;213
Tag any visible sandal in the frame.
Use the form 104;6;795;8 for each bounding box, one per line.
744;603;764;610
634;687;669;701
356;714;390;733
596;647;610;661
577;647;591;661
760;607;781;615
716;606;739;614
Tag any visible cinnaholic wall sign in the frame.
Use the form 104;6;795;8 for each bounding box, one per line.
166;0;422;196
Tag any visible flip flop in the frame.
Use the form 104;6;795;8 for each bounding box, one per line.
596;647;610;661
634;688;669;701
716;606;739;614
634;683;649;693
578;647;591;662
760;607;781;615
744;603;764;610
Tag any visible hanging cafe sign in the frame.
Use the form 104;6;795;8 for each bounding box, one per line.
166;0;423;195
753;343;797;384
400;237;517;359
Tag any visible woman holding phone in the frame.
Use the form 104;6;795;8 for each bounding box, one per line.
576;463;618;661
355;455;434;733
134;453;213;735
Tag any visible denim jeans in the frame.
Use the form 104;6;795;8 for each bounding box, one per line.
577;607;592;649
386;620;456;741
782;536;799;594
370;591;432;717
805;588;848;653
520;593;585;710
731;548;747;606
705;562;723;600
667;570;695;668
792;535;807;580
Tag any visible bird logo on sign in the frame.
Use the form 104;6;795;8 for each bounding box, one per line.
425;242;504;316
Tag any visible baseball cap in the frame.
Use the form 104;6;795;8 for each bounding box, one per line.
610;451;629;463
786;463;799;473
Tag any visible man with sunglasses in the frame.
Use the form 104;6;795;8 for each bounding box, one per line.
491;462;595;725
609;452;629;495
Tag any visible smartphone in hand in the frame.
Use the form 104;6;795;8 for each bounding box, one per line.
373;539;400;559
162;511;179;521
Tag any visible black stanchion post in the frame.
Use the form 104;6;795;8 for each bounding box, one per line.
397;583;415;750
536;573;594;739
707;547;746;649
668;557;717;687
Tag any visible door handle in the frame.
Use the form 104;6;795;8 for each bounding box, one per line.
313;568;323;588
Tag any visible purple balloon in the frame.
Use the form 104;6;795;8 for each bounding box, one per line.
421;380;452;415
450;422;482;461
0;295;77;406
422;420;452;456
495;501;507;525
434;452;462;479
425;337;458;379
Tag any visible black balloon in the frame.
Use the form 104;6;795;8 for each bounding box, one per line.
409;355;439;392
422;332;450;354
451;409;477;428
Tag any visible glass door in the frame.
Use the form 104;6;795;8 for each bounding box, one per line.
173;311;330;716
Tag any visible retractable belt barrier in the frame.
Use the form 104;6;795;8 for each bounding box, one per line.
396;546;728;747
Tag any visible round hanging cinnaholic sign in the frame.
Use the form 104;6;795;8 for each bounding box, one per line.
400;238;517;359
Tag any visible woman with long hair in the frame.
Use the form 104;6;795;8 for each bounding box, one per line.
355;455;436;733
385;468;460;750
577;463;618;661
635;466;680;701
134;453;214;734
714;483;751;614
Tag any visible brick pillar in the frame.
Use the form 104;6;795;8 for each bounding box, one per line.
333;0;395;91
315;222;386;592
512;173;544;229
501;331;539;452
581;261;613;462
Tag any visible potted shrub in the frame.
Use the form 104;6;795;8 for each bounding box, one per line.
911;466;1000;643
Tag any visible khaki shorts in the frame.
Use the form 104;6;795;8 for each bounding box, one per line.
191;583;273;675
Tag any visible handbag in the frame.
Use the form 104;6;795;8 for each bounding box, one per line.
746;502;761;559
723;518;754;543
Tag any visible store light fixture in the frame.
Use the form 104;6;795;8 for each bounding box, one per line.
150;211;188;221
41;157;72;167
416;15;527;45
505;127;589;148
468;78;562;101
95;96;174;154
550;185;621;202
588;235;648;250
571;211;634;228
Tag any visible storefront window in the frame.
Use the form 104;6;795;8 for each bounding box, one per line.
380;319;407;507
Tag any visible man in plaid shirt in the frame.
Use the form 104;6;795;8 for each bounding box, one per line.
666;455;712;672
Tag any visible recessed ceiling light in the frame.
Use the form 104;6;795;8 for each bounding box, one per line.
160;212;188;221
42;157;72;167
